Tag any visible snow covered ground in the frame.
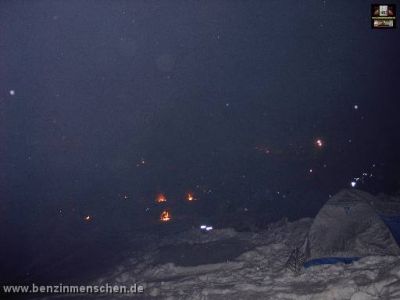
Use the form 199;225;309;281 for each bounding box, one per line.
41;218;400;299
89;218;400;300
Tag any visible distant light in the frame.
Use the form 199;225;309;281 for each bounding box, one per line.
309;168;313;173
186;193;195;201
160;210;171;222
136;158;146;167
84;215;91;222
315;139;324;148
156;194;167;203
200;224;213;231
354;105;359;110
9;90;15;96
350;181;357;188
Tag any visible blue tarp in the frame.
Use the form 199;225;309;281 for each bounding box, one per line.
380;215;400;245
304;257;360;268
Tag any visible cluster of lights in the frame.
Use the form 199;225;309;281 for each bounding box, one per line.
156;192;196;204
200;225;213;231
156;192;197;223
350;165;375;188
315;139;324;148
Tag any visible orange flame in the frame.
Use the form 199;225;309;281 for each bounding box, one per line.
160;210;171;222
156;194;167;203
186;193;195;201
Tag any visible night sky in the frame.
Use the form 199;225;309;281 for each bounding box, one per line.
1;0;400;283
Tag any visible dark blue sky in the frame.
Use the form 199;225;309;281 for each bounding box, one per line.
1;0;400;282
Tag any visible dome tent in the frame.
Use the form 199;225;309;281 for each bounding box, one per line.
292;189;400;269
373;193;400;245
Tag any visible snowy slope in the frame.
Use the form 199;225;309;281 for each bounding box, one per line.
89;218;400;300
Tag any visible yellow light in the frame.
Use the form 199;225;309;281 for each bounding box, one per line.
160;210;171;222
187;193;195;201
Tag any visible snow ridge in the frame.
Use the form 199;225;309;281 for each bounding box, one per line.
96;218;400;299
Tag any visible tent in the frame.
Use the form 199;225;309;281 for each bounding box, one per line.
372;194;400;246
289;189;400;270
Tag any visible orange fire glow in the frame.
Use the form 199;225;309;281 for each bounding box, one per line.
156;194;167;203
160;210;171;222
186;193;195;201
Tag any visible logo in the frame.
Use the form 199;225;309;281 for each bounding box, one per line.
371;4;396;29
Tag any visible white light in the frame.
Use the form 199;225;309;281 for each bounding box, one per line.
9;90;15;96
350;181;357;188
354;105;358;110
205;226;213;231
200;225;207;229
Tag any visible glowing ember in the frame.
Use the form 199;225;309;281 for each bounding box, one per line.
186;193;195;201
156;194;167;203
160;210;171;222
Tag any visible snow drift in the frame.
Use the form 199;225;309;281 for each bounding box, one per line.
41;190;400;300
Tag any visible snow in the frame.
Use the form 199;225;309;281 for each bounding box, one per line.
87;218;400;299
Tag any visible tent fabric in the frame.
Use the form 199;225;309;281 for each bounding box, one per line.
301;189;400;268
380;215;400;245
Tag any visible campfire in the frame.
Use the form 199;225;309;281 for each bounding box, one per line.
186;193;195;201
156;193;167;203
160;210;171;222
